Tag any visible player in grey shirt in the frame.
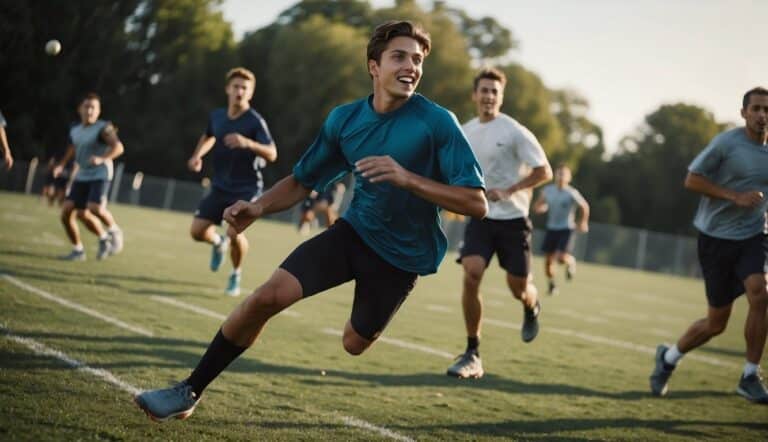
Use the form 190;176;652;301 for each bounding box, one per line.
54;93;125;261
533;165;589;295
650;87;768;404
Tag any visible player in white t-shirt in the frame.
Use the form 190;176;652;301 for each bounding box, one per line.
533;165;590;295
448;68;552;379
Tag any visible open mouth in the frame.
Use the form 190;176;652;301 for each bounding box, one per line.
397;76;415;86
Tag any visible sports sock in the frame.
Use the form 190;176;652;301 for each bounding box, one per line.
466;336;479;355
107;224;120;233
186;329;247;396
73;243;84;252
99;233;108;240
232;268;242;275
664;344;683;366
212;233;222;247
743;361;759;377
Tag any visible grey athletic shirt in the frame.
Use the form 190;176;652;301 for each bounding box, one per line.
688;127;768;240
69;120;112;182
541;184;586;230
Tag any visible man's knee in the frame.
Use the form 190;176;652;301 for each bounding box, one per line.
462;259;486;286
744;275;768;309
342;324;372;356
75;209;89;221
86;203;105;216
190;224;208;241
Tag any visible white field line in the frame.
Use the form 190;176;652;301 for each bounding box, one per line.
425;304;452;313
550;308;609;324
2;274;153;337
1;326;412;442
338;415;414;442
2;327;141;396
482;316;736;368
322;328;455;360
150;296;301;319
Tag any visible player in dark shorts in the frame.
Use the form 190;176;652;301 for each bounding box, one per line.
54;93;124;261
135;20;487;422
186;67;277;297
447;68;551;379
650;87;768;404
43;136;76;206
298;182;345;235
533;165;589;295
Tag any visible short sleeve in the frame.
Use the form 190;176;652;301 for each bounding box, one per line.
688;136;724;177
571;188;587;206
514;125;548;168
99;121;118;143
252;114;274;145
435;111;485;189
292;108;352;192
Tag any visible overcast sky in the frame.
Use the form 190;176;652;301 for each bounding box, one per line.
222;0;766;150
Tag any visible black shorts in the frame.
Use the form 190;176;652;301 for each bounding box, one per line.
195;187;258;225
541;228;573;253
457;217;532;277
698;232;768;308
280;219;417;340
44;171;68;189
66;180;110;209
301;189;335;212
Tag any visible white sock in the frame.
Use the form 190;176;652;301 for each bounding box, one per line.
744;361;759;377
664;344;684;366
73;244;84;252
212;233;222;246
108;224;120;233
232;268;241;275
99;233;108;240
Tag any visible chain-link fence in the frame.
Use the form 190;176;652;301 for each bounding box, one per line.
1;160;701;277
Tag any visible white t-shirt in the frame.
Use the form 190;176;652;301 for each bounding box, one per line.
462;113;549;220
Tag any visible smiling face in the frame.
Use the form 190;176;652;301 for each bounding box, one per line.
472;78;504;122
368;36;425;102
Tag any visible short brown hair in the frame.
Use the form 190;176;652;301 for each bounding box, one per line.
80;92;100;104
367;20;431;64
743;86;768;109
473;68;506;91
225;67;256;86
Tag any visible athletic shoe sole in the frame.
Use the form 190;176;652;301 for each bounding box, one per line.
736;386;768;404
446;369;484;379
133;395;196;422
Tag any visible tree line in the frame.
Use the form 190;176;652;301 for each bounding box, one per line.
0;0;731;235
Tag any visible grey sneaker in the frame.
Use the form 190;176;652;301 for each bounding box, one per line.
97;237;111;260
736;371;768;404
649;344;675;396
521;300;541;343
134;381;200;421
108;228;123;255
59;249;86;261
446;351;484;379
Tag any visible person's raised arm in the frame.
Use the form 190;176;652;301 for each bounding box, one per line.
224;175;312;234
354;155;488;219
685;172;764;208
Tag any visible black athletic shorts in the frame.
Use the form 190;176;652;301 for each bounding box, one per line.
541;228;573;253
45;171;68;190
698;232;768;308
301;189;335;212
280;218;417;340
66;179;110;209
195;187;258;225
457;217;532;277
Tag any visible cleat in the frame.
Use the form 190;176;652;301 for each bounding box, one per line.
210;236;229;272
521;300;541;343
736;371;768;404
108;228;124;255
547;280;557;296
446;351;484;379
225;272;241;297
134;381;199;422
649;344;675;396
59;249;86;261
97;237;112;260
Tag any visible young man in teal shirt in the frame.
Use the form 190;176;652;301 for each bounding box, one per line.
650;87;768;404
135;20;487;421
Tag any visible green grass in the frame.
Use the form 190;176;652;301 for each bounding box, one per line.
0;191;765;441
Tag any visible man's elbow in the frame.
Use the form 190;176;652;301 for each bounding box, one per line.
467;194;488;219
541;165;554;183
683;173;696;190
266;145;278;163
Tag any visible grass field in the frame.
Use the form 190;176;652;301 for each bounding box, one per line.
0;191;766;441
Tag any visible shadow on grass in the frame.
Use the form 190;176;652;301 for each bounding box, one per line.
4;331;734;403
0;249;60;261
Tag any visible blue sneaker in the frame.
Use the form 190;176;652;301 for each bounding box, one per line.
134;381;199;422
59;249;86;261
209;236;229;272
97;237;112;260
225;272;241;297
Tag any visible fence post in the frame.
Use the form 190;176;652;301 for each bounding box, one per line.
163;179;176;210
24;157;38;194
110;162;124;203
635;229;648;270
130;172;144;206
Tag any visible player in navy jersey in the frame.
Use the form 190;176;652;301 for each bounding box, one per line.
135;20;487;422
187;67;277;297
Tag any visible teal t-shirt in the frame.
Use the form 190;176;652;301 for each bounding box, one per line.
293;94;485;275
688;127;768;240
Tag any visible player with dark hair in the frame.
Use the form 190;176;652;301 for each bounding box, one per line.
650;86;768;403
135;20;487;421
187;67;277;297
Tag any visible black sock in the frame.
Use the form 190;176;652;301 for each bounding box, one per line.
466;336;479;355
186;329;247;396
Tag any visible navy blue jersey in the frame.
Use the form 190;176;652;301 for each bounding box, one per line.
206;108;274;194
